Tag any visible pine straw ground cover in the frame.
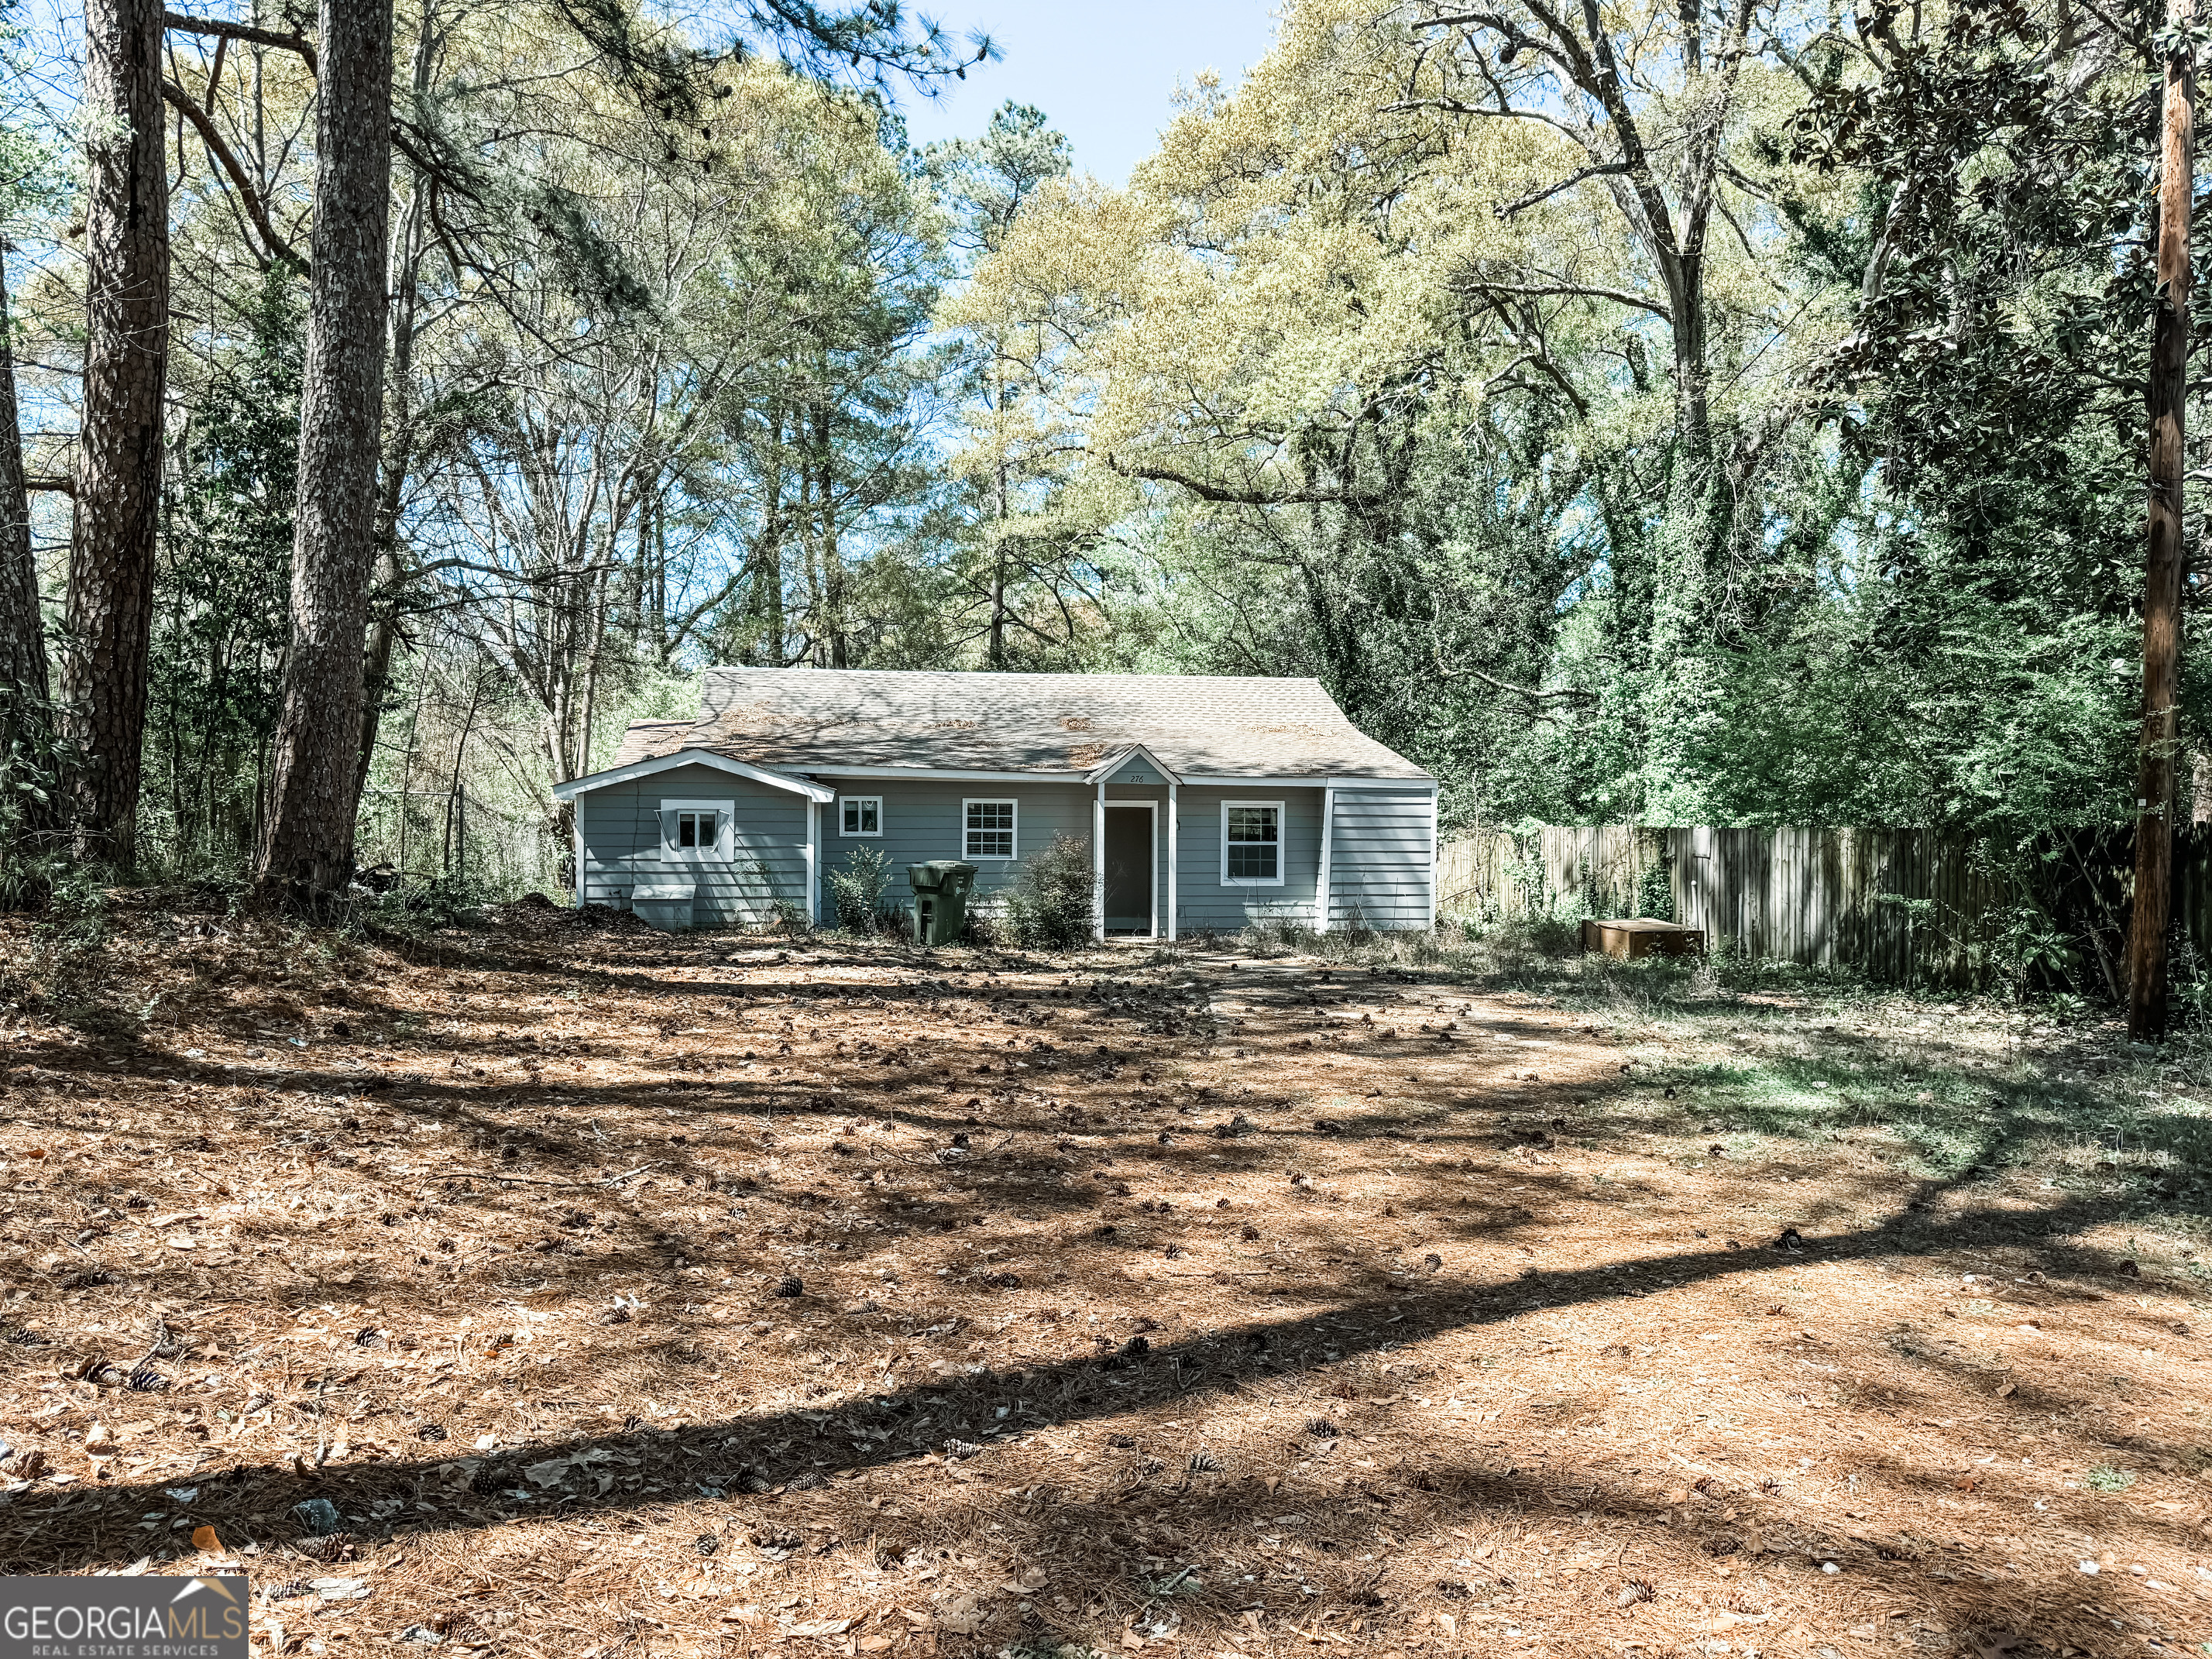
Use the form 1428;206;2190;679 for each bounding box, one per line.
2;901;2211;1659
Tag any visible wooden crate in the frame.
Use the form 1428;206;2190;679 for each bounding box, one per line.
1580;916;1706;960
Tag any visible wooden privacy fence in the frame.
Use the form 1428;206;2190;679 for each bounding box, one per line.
1437;825;2042;988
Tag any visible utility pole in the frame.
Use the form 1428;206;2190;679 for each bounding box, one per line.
2129;0;2197;1039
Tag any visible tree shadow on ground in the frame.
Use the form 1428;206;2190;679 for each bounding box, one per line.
6;919;2207;1654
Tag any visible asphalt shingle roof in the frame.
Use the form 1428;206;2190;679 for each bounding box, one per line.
610;668;1430;781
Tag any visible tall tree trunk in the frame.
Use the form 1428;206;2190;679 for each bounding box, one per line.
2128;0;2195;1040
62;0;169;868
813;400;850;668
0;247;52;835
988;359;1009;669
747;400;788;664
355;198;425;811
354;9;439;812
355;541;402;802
256;0;394;909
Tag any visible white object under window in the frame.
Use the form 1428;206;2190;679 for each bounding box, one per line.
840;795;882;836
1221;800;1284;885
963;798;1017;860
662;799;732;861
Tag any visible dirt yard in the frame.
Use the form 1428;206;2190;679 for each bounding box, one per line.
2;898;2209;1659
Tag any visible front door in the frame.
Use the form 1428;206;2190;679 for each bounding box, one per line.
1102;807;1154;936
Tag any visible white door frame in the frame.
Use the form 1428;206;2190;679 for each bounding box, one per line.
1166;781;1179;941
1101;799;1160;939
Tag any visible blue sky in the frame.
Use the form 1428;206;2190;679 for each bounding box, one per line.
12;2;1283;185
894;2;1280;182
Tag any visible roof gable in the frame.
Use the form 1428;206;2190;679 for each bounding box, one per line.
1091;744;1177;786
551;747;837;803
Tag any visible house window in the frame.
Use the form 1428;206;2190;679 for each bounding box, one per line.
840;795;882;836
662;799;732;860
963;799;1017;860
1221;801;1284;886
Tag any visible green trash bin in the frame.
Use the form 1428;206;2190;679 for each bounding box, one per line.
908;860;978;946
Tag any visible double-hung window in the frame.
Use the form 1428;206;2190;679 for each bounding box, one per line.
840;795;882;836
963;799;1017;860
662;800;730;860
1221;801;1284;886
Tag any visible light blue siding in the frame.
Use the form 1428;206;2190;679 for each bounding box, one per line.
578;763;809;928
1173;787;1324;934
816;780;1092;919
579;764;1435;936
1106;754;1171;787
1328;788;1435;930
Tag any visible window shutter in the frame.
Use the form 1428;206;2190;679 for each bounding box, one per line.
658;805;678;857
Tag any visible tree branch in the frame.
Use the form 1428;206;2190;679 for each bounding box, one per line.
1497;161;1630;218
162;10;317;76
1380;96;1594;147
161;80;308;273
1455;276;1675;320
1434;655;1596;706
1108;455;1382;507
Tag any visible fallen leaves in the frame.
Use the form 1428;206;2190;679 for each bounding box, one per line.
0;911;2202;1659
933;1592;988;1635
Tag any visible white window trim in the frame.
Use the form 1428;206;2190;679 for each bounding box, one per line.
962;797;1018;861
661;798;734;862
1221;798;1286;888
838;795;884;837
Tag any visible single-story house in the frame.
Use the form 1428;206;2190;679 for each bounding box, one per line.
550;668;1437;938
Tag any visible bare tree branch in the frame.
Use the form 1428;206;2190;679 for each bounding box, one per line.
1108;455;1383;507
161;80;308;273
1434;652;1596;706
1455;276;1674;320
162;10;317;76
1497;161;1630;218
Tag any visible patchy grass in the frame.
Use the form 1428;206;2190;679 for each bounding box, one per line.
0;899;2209;1659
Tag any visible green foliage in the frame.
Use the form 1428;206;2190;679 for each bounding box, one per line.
365;872;500;931
5;0;2172;990
958;906;1007;949
924;102;1097;671
827;844;897;933
935;0;2163;861
922;103;1071;259
1005;833;1092;949
551;0;990;123
0;0;64;226
0;685;71;907
143;270;305;874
